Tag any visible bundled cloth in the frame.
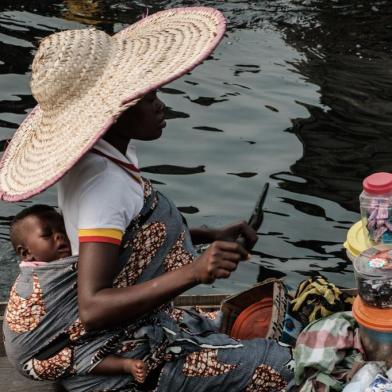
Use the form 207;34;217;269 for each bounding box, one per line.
294;311;365;391
281;276;355;346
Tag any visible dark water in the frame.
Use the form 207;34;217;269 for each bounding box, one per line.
1;0;392;300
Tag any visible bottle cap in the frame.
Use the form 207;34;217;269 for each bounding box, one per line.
363;172;392;195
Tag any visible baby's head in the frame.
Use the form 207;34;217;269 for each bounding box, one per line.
10;204;71;262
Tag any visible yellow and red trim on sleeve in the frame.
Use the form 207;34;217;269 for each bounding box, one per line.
78;228;123;245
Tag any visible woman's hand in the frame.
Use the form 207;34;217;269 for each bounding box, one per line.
212;221;258;249
191;241;249;284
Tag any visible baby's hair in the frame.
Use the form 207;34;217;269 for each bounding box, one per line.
10;204;58;250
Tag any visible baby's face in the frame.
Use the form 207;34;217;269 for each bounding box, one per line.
21;212;71;262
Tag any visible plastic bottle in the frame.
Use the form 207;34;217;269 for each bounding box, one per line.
360;172;392;243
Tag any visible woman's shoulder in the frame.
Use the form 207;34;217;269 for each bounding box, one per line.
72;153;109;180
60;153;112;191
59;151;143;212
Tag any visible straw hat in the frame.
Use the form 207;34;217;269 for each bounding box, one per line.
0;7;226;201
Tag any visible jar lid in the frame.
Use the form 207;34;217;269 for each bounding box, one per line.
344;220;372;259
353;296;392;331
230;296;272;340
354;244;392;277
363;172;392;195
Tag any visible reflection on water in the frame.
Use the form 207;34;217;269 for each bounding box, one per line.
63;0;108;26
1;0;392;299
142;165;205;175
278;0;392;212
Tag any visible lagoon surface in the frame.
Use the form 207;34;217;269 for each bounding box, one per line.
1;0;392;300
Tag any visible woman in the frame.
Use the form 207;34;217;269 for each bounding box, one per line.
0;7;294;391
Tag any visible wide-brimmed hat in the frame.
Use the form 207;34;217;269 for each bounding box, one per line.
0;7;226;201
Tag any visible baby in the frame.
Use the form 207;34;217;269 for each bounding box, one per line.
9;204;146;383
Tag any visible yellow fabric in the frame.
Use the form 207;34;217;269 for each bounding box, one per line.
291;277;354;323
78;228;123;240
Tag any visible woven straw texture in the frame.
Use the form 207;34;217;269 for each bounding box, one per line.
0;7;226;201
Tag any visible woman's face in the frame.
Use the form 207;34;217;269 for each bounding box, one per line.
114;91;166;141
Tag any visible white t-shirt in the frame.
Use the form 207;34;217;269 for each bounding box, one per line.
58;139;144;255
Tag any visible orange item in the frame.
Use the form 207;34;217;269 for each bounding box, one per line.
352;296;392;331
230;296;273;340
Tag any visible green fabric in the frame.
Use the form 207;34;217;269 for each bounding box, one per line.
300;373;343;392
294;311;364;391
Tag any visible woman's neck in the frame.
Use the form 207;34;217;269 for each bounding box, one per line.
103;133;130;156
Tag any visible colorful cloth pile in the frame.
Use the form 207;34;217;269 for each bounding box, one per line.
294;311;364;391
282;276;355;346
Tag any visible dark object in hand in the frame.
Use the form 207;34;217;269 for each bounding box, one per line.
237;182;269;250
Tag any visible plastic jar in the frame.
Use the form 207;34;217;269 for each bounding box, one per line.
352;296;392;363
344;220;373;262
360;172;392;244
354;245;392;308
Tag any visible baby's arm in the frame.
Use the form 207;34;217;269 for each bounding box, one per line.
91;355;146;383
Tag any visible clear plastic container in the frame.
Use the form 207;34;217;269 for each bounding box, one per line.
354;245;392;308
360;172;392;244
353;296;392;364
